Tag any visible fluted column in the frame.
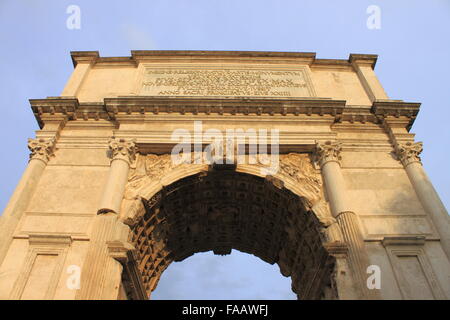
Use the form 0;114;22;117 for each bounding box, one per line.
395;141;450;260
76;213;132;300
315;141;377;299
0;138;55;266
76;138;136;299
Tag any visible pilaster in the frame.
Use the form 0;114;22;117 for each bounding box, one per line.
350;54;388;102
61;51;98;96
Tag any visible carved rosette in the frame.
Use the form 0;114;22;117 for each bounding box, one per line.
109;137;137;165
395;141;423;167
27;138;56;164
314;141;342;167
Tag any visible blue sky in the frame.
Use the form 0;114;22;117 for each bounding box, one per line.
0;0;449;299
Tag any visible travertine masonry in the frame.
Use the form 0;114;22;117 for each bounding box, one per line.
0;51;449;300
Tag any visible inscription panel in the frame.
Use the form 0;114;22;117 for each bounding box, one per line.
140;66;314;97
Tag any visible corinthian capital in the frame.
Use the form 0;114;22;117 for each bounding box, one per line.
109;137;137;165
28;138;56;164
395;141;423;167
315;141;342;167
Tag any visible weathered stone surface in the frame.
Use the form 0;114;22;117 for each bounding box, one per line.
129;170;335;299
0;51;449;300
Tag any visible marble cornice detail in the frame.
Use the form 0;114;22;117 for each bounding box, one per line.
70;51;99;67
30;96;346;123
70;51;379;69
29;97;421;130
105;96;346;119
338;105;378;124
371;100;420;131
30;97;80;128
348;53;378;69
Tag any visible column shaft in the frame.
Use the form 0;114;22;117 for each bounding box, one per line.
0;138;55;267
394;141;450;260
76;138;137;299
98;158;131;214
316;141;378;299
76;214;125;300
405;162;450;258
320;161;348;215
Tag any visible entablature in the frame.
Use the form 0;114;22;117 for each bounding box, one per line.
30;96;420;132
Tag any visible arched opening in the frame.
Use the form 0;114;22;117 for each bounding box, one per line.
125;166;337;300
152;250;297;299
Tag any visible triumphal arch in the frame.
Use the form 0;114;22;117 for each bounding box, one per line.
0;51;449;300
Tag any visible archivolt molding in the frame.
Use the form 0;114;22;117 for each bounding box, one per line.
120;153;207;225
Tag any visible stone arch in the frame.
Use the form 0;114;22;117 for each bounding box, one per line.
119;153;340;300
120;153;336;228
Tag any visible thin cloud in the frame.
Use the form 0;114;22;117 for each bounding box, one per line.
120;23;156;50
152;251;296;300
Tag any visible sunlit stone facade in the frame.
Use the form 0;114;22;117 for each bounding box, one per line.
0;51;449;300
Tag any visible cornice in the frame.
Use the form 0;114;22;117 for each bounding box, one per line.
69;51;379;69
348;54;378;69
371;100;420;131
382;236;426;247
131;50;317;59
339;105;376;124
70;51;99;67
105;96;346;119
29;97;421;130
30;97;79;128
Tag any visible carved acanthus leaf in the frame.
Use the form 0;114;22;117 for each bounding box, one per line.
395;141;423;166
28;138;56;164
314;141;342;167
109;137;137;164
